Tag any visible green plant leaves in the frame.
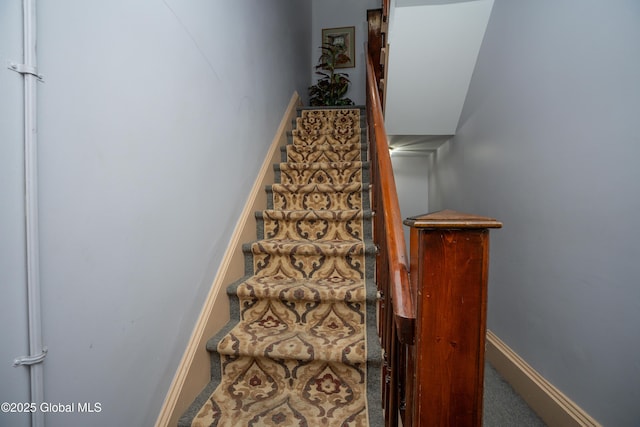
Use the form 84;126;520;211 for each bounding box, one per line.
308;43;355;107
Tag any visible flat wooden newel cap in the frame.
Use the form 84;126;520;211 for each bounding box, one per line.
403;209;502;229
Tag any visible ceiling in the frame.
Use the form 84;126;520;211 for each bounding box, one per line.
384;0;494;154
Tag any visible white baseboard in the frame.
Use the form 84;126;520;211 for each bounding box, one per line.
154;92;302;427
485;330;602;427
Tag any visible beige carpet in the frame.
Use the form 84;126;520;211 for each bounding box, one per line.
179;108;382;427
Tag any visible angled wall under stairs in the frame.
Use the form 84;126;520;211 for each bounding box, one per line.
178;106;382;426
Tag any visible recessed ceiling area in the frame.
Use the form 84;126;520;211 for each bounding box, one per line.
384;0;494;138
396;0;487;6
388;134;453;156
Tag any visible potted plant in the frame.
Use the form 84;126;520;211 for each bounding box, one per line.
308;43;355;106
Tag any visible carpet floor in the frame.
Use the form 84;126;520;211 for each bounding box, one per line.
179;108;382;427
483;363;547;426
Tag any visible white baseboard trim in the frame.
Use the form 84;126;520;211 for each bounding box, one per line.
485;330;602;427
154;92;302;427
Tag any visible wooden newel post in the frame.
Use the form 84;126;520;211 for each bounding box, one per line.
404;210;502;427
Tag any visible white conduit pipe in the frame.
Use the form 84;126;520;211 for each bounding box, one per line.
11;0;46;426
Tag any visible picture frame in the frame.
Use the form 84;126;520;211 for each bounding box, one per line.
322;26;356;68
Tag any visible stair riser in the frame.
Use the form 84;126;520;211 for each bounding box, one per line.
215;297;367;364
295;108;366;120
275;163;369;186
296;105;366;114
231;276;369;305
256;210;372;241
292;108;366;129
248;250;368;281
241;240;376;280
290;129;366;146
266;187;370;211
201;355;370;427
283;144;367;163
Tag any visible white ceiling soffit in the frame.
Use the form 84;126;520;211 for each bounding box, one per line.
384;0;494;136
396;0;487;6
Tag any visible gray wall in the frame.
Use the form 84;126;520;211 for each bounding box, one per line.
428;1;640;425
311;0;379;105
391;154;430;251
0;1;311;426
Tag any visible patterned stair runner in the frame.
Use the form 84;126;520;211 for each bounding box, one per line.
179;108;381;427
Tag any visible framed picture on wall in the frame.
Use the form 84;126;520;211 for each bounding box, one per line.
322;26;356;68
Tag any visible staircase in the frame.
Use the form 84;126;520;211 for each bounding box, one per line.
179;107;382;427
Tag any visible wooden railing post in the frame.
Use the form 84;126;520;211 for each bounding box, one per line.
404;210;502;427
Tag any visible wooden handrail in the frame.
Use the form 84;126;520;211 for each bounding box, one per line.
365;47;415;344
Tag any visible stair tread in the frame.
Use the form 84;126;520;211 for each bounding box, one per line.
214;307;367;364
297;105;365;111
257;209;370;241
275;162;369;187
290;127;364;135
179;357;370;427
291;131;363;146
257;208;369;220
268;182;368;210
229;275;368;303
247;239;372;281
275;160;368;170
284;142;366;163
246;238;371;255
268;182;368;192
285;142;366;150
